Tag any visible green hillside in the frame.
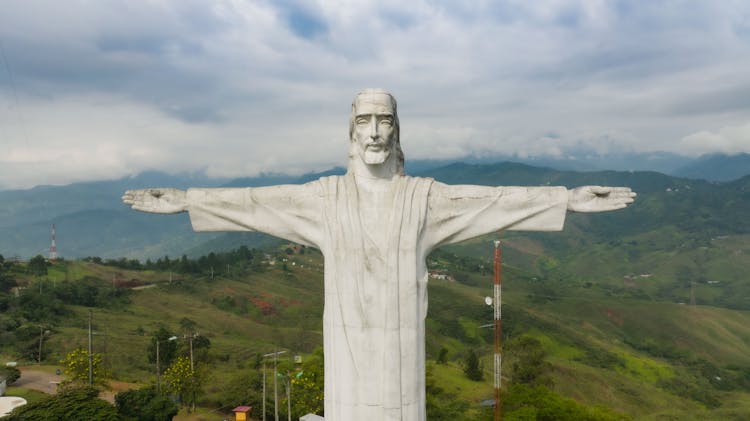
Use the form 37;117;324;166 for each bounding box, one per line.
2;244;750;420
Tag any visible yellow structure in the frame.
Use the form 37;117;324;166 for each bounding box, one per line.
232;405;252;421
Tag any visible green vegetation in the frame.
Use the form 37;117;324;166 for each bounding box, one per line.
463;349;483;381
0;365;20;384
115;386;179;421
4;386;119;421
60;348;106;387
0;236;749;419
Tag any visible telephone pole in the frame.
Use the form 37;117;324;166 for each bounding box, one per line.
88;309;93;386
493;238;502;421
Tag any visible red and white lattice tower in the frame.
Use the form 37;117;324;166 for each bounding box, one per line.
49;224;57;261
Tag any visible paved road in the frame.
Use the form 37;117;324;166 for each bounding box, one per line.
14;368;62;394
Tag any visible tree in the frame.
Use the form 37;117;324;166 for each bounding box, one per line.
60;348;106;386
162;356;204;410
147;326;177;369
437;347;449;364
218;369;264;419
287;347;325;418
28;254;48;277
4;386;119;421
508;335;553;388
179;317;197;335
463;349;483;381
115;386;179;421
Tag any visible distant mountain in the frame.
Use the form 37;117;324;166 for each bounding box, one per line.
406;151;694;174
3;162;750;262
0;169;345;259
672;153;750;181
0;171;228;259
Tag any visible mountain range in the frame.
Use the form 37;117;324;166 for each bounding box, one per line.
1;153;749;261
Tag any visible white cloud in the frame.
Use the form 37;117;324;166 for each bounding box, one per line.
680;122;750;156
1;0;750;188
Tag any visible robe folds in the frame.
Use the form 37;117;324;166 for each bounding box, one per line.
185;173;568;421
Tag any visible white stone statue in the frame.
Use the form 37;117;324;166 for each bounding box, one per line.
123;89;635;421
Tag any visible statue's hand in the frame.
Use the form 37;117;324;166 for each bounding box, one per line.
122;188;188;214
567;186;636;213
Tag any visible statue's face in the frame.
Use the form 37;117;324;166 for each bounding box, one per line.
351;92;396;166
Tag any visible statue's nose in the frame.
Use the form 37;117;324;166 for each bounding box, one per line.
369;120;379;139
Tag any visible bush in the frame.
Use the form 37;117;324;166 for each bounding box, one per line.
4;386;119;420
115;386;179;421
504;384;631;421
0;365;21;384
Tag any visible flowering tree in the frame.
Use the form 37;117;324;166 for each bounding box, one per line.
285;347;324;418
60;348;106;386
162;356;204;410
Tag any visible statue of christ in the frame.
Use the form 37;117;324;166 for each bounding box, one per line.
123;89;635;421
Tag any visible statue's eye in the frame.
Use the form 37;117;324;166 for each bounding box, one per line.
380;119;393;127
356;117;369;125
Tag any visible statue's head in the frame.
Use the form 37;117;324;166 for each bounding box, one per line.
349;89;405;175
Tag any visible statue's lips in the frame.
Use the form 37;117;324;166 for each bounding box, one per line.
366;143;386;151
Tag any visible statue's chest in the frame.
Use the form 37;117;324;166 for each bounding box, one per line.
358;190;395;251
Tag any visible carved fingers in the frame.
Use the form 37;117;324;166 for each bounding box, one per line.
122;188;188;214
567;186;636;213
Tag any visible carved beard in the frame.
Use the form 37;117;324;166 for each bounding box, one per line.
363;144;391;165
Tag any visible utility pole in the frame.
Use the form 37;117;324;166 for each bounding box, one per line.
690;281;696;306
156;339;161;393
88;309;93;386
263;350;286;421
274;352;279;421
262;360;267;421
38;325;44;364
189;334;195;412
286;371;291;421
189;335;194;372
493;238;502;421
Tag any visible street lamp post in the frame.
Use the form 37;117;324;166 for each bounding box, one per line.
155;335;178;394
263;350;287;421
286;371;291;421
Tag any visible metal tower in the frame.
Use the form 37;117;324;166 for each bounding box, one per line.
49;224;57;261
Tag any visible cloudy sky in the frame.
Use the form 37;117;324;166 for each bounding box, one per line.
1;1;749;189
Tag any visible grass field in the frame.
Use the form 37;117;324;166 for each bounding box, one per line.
4;243;750;419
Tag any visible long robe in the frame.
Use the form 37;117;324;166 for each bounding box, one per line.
185;173;568;421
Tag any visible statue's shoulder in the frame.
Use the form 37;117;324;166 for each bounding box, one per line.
402;175;434;182
401;175;435;189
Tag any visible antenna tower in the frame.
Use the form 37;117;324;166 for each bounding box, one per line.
49;224;57;261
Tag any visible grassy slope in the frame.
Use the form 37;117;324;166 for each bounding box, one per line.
8;247;750;419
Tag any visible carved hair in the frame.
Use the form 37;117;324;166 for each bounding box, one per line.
349;89;405;175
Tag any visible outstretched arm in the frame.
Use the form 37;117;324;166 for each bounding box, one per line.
424;183;636;250
567;186;636;213
123;184;324;248
122;188;187;214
